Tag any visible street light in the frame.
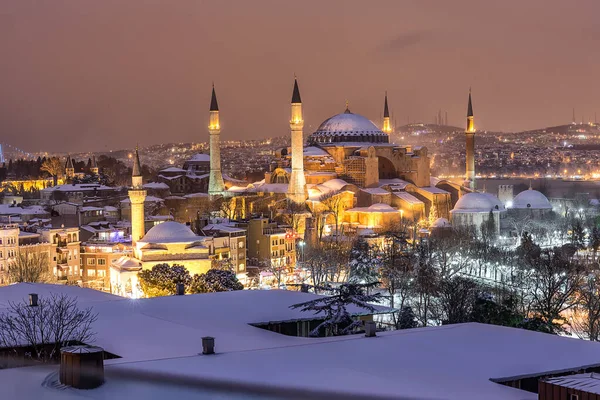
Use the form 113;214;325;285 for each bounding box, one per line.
298;240;305;266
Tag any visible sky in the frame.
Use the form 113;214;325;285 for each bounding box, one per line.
1;0;600;153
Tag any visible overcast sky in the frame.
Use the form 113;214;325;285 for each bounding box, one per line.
1;0;600;152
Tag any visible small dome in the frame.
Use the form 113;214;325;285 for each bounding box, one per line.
431;217;452;228
308;109;389;145
452;193;505;213
141;221;197;243
512;189;552;209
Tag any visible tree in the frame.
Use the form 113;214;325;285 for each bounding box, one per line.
138;264;191;297
319;191;348;241
380;234;414;310
8;248;51;283
570;219;586;250
281;200;306;235
40;157;63;186
437;276;478;325
413;243;439;326
303;242;349;293
516;231;541;263
348;237;381;289
211;258;234;272
480;210;497;245
590;227;600;263
290;282;382;337
527;248;584;333
396;306;418;330
470;291;523;328
427;201;438;227
189;269;243;293
0;294;97;363
573;275;600;341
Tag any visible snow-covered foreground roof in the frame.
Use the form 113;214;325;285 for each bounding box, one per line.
3;285;600;399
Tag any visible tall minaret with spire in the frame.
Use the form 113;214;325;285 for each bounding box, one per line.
208;84;225;196
287;77;307;203
129;146;146;246
90;155;99;175
382;92;392;134
65;155;75;179
465;89;476;190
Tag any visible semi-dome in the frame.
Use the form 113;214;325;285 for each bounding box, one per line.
308;108;389;145
141;221;197;243
452;193;505;213
512;189;552;209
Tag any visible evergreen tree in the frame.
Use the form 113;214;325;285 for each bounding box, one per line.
570;219;586;250
189;269;243;293
138;263;191;297
396;306;418;329
348;237;381;288
290;282;382;337
427;202;438;227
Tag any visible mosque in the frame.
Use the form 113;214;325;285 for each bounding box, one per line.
113;77;556;292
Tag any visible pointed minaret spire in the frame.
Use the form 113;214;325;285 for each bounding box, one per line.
382;92;392;134
465;88;476;191
210;83;219;112
208;84;225;196
65;155;75;179
287;77;307;203
132;145;142;178
291;77;302;104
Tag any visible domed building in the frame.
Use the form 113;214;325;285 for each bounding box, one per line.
133;221;215;275
510;189;553;217
450;192;505;235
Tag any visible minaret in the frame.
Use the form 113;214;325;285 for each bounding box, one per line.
128;146;146;246
65;155;75;179
287;77;307;203
90;155;99;175
208;84;225;196
382;92;392;134
465;89;476;190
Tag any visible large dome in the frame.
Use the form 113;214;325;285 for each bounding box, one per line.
452;193;505;213
308;108;389;145
512;189;552;209
140;221;198;243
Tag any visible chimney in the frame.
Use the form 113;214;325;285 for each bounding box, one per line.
29;293;38;307
202;336;215;355
364;321;377;337
176;283;185;296
60;345;104;389
300;284;309;293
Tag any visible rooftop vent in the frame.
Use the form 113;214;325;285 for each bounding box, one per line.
364;321;377;337
60;345;104;389
202;336;215;355
176;283;185;296
29;293;38;307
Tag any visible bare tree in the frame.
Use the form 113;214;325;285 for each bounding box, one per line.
303;242;350;293
437;276;479;325
319;191;349;241
0;294;98;362
573;275;600;341
8;248;52;284
40;157;63;186
279;200;306;235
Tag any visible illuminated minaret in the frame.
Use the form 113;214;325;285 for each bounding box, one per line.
129;146;146;245
287;78;307;203
90;155;99;175
465;89;476;190
382;92;392;134
208;84;225;196
65;155;75;179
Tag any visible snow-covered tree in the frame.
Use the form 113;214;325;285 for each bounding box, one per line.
348;237;381;289
189;269;243;293
396;306;418;330
290;282;382;337
138;263;191;298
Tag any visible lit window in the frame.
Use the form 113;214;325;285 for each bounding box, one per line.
87;258;96;266
98;259;106;266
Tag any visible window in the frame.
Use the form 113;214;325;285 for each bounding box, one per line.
87;258;96;266
7;250;15;258
280;239;284;245
88;269;96;277
98;270;106;277
239;242;244;248
238;263;245;271
98;259;106;266
570;395;579;400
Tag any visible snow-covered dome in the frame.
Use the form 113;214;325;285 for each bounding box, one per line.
512;189;552;210
308;108;389;145
141;221;197;243
431;217;452;229
452;193;505;213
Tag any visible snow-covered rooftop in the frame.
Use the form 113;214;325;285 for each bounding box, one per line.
512;189;552;210
143;182;170;190
187;153;210;162
393;192;424;205
452;192;505;213
140;221;198;244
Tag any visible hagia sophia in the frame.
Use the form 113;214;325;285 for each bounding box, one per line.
101;78;555;294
